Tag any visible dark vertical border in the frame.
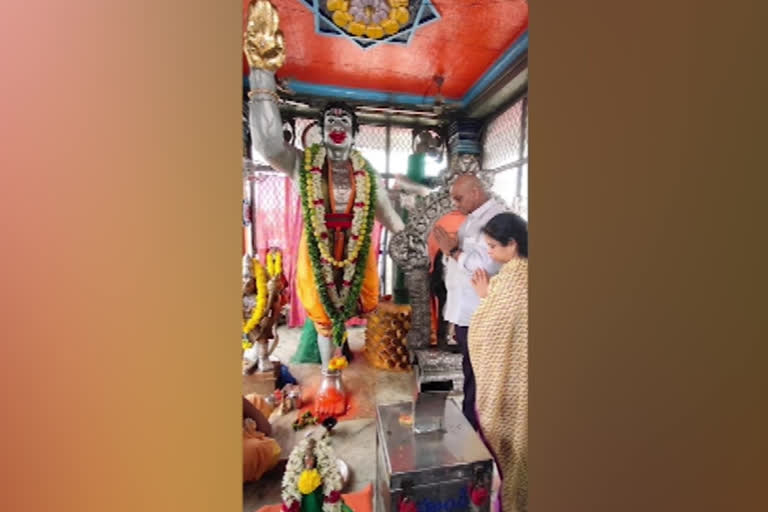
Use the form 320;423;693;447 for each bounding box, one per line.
531;0;768;510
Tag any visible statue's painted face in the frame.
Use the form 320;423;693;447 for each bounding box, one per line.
323;108;354;152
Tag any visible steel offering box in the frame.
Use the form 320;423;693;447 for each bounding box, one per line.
375;399;493;512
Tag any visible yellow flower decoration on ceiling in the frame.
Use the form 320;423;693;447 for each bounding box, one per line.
327;0;410;40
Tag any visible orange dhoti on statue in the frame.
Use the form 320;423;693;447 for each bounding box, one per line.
296;228;379;334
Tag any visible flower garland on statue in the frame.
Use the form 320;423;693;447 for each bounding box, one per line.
281;436;344;512
242;259;268;349
299;143;377;347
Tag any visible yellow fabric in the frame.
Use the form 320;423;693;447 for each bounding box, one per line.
468;258;528;512
296;229;379;329
243;421;281;482
243;393;279;482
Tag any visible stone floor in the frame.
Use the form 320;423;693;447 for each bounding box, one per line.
243;326;416;512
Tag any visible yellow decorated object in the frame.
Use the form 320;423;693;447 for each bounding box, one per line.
347;21;366;36
381;18;399;35
243;260;268;335
365;25;385;39
363;301;412;372
328;356;349;371
297;468;323;494
243;0;286;72
327;0;411;39
332;10;352;27
266;249;283;278
394;7;409;25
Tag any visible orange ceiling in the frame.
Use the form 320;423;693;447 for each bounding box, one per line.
242;0;528;100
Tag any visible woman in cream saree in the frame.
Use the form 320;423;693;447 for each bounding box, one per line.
469;212;528;512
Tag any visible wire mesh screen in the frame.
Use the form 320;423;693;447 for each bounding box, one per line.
483;99;524;170
355;124;388;173
389;126;413;175
355;124;393;294
482;96;528;220
519;163;528;219
523;105;529;158
251;174;289;249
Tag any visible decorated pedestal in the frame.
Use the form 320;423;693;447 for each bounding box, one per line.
375;399;493;512
363;301;412;371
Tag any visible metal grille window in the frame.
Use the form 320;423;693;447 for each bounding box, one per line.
354;124;388;171
388;126;413;176
355;124;399;297
523;106;529;158
482;96;528;219
483;100;523;170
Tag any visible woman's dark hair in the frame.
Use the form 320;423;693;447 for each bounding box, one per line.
482;212;528;257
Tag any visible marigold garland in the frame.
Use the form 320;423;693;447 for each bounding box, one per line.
266;249;283;278
303;147;370;270
298;144;377;347
243;259;268;336
328;356;349;371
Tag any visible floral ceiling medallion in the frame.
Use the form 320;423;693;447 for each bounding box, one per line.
300;0;440;50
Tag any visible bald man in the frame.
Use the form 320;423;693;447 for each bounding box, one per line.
432;174;507;430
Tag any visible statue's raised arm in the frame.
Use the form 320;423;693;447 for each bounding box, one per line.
244;0;299;178
243;1;406;384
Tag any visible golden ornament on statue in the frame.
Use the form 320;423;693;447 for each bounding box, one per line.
243;0;286;72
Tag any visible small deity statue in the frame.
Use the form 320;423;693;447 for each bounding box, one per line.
242;249;287;373
282;436;353;512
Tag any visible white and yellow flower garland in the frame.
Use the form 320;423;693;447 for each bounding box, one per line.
281;436;344;512
299;143;377;346
304;144;370;307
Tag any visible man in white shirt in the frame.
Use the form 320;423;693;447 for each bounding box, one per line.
432;174;507;430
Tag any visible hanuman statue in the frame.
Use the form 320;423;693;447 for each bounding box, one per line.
244;0;405;371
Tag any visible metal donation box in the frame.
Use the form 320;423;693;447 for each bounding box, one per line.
375;397;494;512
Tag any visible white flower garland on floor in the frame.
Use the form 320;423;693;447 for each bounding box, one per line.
281;435;344;512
